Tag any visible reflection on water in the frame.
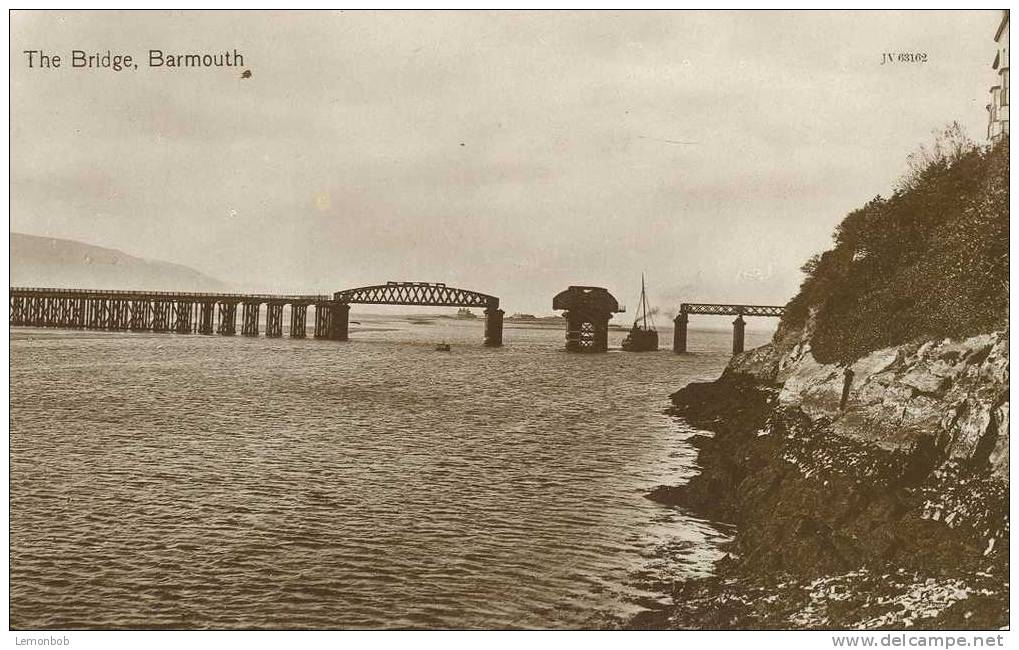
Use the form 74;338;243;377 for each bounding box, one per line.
10;317;771;629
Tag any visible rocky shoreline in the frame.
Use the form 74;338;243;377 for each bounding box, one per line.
626;333;1009;630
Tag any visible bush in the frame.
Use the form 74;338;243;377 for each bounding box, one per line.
780;130;1008;364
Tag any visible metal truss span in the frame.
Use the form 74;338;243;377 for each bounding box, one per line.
679;303;785;317
333;282;499;309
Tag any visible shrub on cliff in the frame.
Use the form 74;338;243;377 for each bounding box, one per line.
782;127;1008;364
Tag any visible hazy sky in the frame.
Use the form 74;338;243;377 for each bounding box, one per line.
11;10;1000;316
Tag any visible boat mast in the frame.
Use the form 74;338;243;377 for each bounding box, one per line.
641;273;648;330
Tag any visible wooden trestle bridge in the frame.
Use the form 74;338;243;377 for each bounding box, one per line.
9;281;504;346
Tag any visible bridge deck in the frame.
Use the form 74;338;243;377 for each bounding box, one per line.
9;287;332;303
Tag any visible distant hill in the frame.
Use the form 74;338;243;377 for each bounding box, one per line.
10;233;232;292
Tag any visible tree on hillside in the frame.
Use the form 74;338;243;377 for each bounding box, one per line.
780;126;1007;364
897;122;977;193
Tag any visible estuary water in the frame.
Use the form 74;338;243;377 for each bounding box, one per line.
10;317;771;629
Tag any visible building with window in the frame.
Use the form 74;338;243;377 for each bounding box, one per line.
987;10;1009;141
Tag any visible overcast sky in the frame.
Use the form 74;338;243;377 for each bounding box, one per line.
11;10;1000;316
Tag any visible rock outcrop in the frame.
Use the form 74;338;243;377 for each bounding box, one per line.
632;324;1009;630
633;137;1009;630
727;324;1009;480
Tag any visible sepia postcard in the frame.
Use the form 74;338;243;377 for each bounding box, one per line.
6;7;1011;646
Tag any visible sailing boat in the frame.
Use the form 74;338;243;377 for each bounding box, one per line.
621;274;659;352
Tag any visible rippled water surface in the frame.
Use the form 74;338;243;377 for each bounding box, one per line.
10;317;771;629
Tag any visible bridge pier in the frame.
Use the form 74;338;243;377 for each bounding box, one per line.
290;304;307;338
313;302;332;339
552;286;621;353
70;298;85;329
130;299;151;331
565;312;611;352
10;296;24;326
732;315;746;355
55;297;70;328
100;299;113;330
242;302;261;337
673;312;688;353
484;307;504;347
37;297;50;327
70;298;83;328
216;301;237;335
85;299;100;329
112;299;131;331
25;297;39;327
42;297;54;327
195;301;214;335
51;298;62;327
331;303;350;341
312;302;348;340
265;302;284;338
174;301;193;333
150;300;169;332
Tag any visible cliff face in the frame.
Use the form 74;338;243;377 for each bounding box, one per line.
727;321;1009;481
635;333;1009;629
636;287;1008;630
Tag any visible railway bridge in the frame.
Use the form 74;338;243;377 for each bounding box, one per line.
332;282;503;346
674;303;785;354
9;281;503;346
